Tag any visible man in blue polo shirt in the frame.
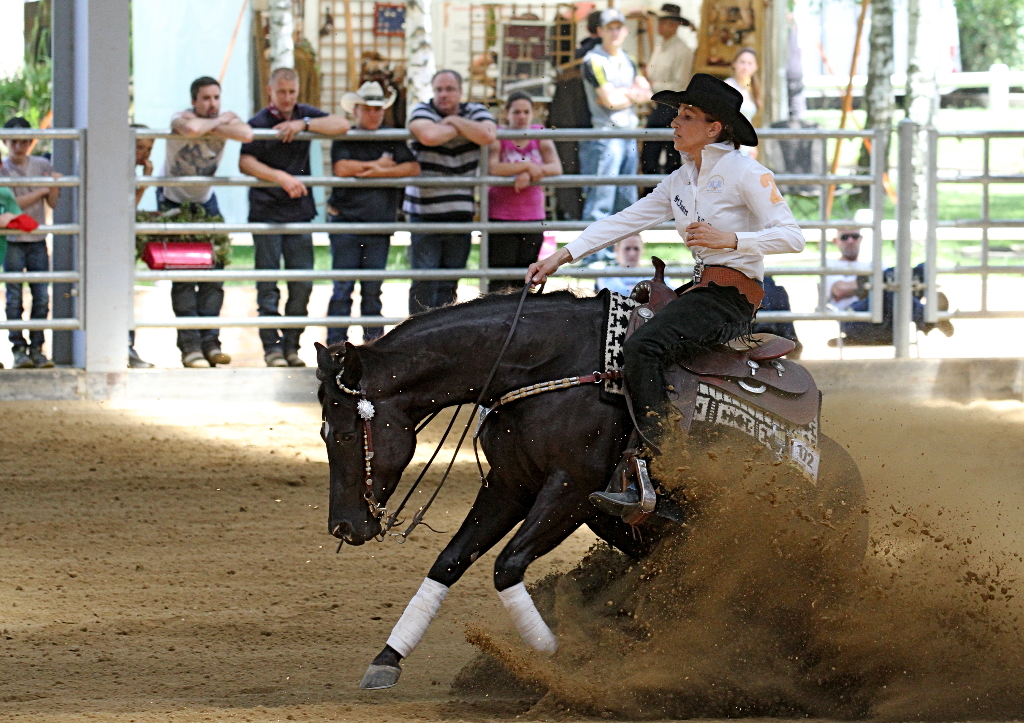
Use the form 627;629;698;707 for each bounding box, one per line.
239;67;350;367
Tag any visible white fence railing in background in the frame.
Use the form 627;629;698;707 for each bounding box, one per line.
5;123;1024;363
804;64;1024;112
922;128;1024;336
0;128;84;332
130;126;887;336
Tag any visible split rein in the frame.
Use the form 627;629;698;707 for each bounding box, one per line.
331;284;620;547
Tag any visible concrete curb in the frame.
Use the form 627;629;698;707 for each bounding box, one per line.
1;360;1023;403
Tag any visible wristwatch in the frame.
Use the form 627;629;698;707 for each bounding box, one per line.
302;117;311;131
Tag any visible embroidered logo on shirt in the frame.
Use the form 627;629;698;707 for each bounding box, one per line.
673;195;689;216
707;175;724;193
760;173;784;204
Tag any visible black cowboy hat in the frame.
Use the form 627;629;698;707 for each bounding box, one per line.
652;73;758;147
655;3;691;26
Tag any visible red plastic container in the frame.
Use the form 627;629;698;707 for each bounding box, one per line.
141;241;214;270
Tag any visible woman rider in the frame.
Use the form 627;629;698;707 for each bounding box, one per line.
526;74;805;517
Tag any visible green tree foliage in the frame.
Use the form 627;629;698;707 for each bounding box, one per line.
0;9;52;126
954;0;1024;70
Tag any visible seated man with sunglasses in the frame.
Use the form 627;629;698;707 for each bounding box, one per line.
826;227;953;345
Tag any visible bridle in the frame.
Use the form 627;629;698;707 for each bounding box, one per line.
332;375;388;527
327;284;539;545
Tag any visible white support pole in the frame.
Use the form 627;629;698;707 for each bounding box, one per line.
989;63;1010;114
893;119;916;359
80;0;133;374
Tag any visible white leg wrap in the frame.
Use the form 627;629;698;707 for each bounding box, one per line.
497;582;558;654
385;577;449;658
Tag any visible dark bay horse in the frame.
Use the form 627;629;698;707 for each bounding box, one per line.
315;290;865;690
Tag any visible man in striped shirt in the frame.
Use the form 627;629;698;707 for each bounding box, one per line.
403;70;497;313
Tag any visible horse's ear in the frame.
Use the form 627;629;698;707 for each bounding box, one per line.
339;341;363;388
314;342;334;370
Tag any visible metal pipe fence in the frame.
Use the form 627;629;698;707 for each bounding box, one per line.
923;127;1024;328
0;125;895;343
129;126;886;333
0;128;84;332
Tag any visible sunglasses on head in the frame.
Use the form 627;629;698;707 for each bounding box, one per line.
839;233;862;240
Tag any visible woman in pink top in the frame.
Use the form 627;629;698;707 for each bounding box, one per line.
486;92;562;292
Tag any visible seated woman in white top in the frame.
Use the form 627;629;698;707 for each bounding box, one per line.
527;73;804;517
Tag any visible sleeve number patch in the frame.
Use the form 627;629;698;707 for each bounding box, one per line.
760;173;784;204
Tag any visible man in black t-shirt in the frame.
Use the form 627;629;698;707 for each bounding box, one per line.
327;82;420;345
239;67;350;367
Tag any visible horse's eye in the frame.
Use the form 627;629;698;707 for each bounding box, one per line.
337;432;355;443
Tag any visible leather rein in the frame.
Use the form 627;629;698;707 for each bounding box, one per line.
332;284;536;544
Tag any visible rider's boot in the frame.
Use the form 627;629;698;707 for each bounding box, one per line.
590;451;656;519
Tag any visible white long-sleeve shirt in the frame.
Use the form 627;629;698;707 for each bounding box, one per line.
564;142;804;281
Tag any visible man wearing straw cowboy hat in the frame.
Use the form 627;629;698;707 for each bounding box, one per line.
326;81;420;346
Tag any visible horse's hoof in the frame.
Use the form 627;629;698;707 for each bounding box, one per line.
359;663;402;689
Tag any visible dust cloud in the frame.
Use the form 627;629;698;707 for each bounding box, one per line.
462;395;1024;720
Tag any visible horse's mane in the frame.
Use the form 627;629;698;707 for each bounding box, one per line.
368;289;598;350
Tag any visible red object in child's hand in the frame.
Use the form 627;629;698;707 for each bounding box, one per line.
6;214;40;232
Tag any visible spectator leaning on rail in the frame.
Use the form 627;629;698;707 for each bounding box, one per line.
579;9;652;224
239;66;350;368
403;69;497;314
486;91;562;293
326;81;420;346
1;116;61;369
640;4;693;183
160;75;254;369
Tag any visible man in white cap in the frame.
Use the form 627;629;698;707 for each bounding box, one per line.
580;8;652;223
326;81;420;346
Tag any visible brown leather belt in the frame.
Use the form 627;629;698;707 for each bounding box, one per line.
689;265;765;310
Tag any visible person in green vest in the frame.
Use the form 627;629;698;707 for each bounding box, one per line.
0;185;21;369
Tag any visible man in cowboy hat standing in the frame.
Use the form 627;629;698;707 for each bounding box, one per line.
640;4;694;184
326;82;420;346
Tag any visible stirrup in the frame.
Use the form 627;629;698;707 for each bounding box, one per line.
590;450;657;524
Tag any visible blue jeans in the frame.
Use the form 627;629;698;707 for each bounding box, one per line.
579;137;639;223
158;193;225;354
407;212;472;314
4;240;49;349
156;190;222;218
254;233;314;353
840;264;926;344
326;226;390;345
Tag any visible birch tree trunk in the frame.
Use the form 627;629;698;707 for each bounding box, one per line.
904;0;938;219
269;0;295;71
405;0;437;113
858;0;895;204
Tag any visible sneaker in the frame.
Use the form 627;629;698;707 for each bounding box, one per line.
204;348;232;366
265;350;289;367
28;347;54;368
284;350;306;367
12;348;34;369
182;351;211;368
128;347;155;369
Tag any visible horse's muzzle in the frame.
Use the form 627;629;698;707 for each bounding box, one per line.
329;519;376;546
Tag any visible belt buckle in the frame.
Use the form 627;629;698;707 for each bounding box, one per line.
693;260;704;283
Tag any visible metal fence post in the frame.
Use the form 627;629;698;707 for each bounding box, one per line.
893;119;917;358
923;127;938;324
478;142;490;293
